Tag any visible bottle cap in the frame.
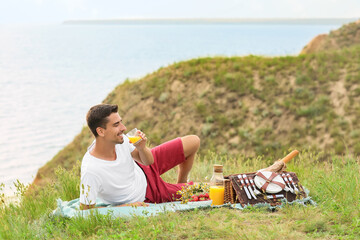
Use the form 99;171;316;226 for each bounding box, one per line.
213;164;223;173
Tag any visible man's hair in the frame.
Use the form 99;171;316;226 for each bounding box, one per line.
86;104;118;137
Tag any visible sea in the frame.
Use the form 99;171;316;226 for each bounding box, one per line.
0;19;356;195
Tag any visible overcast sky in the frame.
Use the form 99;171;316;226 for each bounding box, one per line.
0;0;359;24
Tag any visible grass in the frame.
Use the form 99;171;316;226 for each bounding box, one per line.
1;150;359;239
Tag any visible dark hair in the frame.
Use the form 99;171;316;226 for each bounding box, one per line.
86;104;118;137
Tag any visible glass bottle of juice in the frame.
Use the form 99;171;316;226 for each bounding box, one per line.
209;164;224;206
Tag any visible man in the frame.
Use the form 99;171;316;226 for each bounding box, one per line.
80;104;200;209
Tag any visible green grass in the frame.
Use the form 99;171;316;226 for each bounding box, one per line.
1;150;359;239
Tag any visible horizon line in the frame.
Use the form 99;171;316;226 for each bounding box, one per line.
63;17;358;25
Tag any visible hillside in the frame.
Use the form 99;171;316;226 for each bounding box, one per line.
301;19;360;53
34;21;360;186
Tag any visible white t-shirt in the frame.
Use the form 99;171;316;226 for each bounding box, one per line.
79;135;147;205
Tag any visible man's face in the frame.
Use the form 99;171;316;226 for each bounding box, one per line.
102;112;127;144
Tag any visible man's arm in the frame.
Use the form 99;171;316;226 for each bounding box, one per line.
130;131;154;166
80;202;149;210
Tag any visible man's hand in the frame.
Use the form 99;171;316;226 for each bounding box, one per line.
132;130;147;150
131;130;154;166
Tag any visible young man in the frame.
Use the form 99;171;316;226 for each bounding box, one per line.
80;104;200;210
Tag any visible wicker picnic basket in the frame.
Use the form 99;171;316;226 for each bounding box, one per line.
224;171;307;206
224;177;236;204
223;150;305;206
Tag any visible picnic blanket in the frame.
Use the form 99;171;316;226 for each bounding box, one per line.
53;188;315;218
52;198;214;218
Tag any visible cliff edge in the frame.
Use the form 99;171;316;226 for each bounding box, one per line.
301;19;360;54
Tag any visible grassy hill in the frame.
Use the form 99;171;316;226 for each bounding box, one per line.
35;25;360;186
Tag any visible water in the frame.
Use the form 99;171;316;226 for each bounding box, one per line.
0;20;351;195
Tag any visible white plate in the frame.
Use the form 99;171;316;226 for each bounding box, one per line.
254;171;285;194
187;200;212;207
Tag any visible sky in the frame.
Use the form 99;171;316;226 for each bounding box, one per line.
0;0;359;24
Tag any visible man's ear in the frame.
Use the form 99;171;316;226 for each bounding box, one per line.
96;127;105;137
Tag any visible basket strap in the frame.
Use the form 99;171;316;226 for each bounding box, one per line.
256;171;285;191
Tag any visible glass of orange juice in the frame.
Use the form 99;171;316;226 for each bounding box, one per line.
209;185;224;205
126;128;142;144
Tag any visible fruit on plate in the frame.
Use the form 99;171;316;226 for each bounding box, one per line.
189;194;210;202
176;182;210;204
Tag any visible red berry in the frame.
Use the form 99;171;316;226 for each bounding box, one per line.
191;195;196;198
193;196;199;201
198;194;204;198
204;193;209;198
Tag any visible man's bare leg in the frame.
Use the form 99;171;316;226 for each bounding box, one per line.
177;135;200;183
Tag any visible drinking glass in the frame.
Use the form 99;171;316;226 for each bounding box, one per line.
126;128;142;144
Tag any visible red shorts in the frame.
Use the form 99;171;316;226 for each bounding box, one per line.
136;137;193;203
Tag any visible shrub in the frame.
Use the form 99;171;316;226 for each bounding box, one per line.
201;123;212;136
334;139;345;154
195;101;207;117
353;142;360;155
350;130;360;139
264;75;277;86
295;74;311;85
296;96;330;118
158;92;168;103
215;72;253;93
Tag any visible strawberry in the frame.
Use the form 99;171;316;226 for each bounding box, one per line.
204;193;209;198
193;196;199;201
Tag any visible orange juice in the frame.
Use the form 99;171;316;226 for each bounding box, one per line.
209;186;224;205
128;136;141;144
